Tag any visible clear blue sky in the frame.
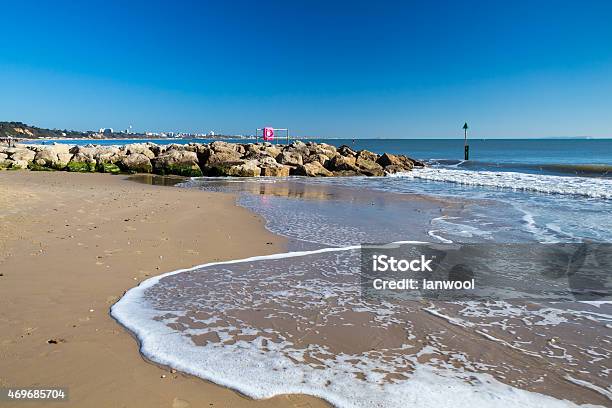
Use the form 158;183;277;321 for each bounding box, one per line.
1;0;611;138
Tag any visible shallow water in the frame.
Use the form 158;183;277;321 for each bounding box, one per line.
114;175;612;407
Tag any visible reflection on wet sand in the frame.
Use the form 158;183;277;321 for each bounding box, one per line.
129;174;187;186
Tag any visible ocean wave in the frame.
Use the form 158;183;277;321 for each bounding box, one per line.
427;159;612;177
399;168;612;200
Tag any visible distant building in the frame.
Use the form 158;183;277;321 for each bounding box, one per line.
99;128;113;135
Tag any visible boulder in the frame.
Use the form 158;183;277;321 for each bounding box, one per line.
263;145;282;158
10;148;35;161
376;153;414;171
97;162;121;174
120;153;152;173
6;148;34;169
309;143;337;159
66;160;97;172
153;149;202;177
332;170;363;177
305;153;330;167
33;145;72;169
66;152;97;172
284;141;310;157
337;145;357;157
355;155;385;176
123;143;155;159
382;165;407;174
91;146;123;164
220;160;261;177
293;161;333;177
210;141;242;154
356;150;379;162
277;151;303;166
200;148;244;174
147;143;165;156
244;144;281;161
0;153;9;168
260;162;291;177
411;158;426;168
327;155;358;171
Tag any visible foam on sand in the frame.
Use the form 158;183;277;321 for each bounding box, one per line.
111;246;603;408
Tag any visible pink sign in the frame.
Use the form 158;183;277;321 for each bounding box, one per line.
263;127;274;141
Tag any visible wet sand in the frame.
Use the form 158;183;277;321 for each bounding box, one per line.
0;171;328;408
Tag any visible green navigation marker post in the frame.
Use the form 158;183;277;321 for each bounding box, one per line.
463;122;469;160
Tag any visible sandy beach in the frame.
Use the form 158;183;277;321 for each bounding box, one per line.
0;171;328;408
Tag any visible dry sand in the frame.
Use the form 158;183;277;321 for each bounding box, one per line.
0;171;328;408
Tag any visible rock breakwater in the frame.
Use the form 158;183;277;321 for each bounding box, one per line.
0;141;424;177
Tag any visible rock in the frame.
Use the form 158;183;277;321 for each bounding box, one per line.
123;143;156;159
120;153;152;173
260;162;291;177
200;148;242;167
327;155;357;171
0;154;12;169
33;145;72;169
91;146;123;164
70;152;96;163
305;153;330;167
210;141;242;154
293;161;333;177
355;156;385;176
337;145;357;157
153;149;202;177
66;153;97;172
9;148;35;161
333;169;363;177
263;145;282;158
200;152;244;175
376;153;414;171
28;162;56;171
97;162;121;174
244;144;281;161
12;141;416;178
382;165;407;174
411;158;426;168
277;151;303;166
309;143;337;159
356;149;379;162
222;160;261;177
5;148;35;169
284;141;310;157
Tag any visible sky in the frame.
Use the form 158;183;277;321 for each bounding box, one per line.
1;0;611;138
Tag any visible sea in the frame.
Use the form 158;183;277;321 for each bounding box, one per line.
46;137;612;407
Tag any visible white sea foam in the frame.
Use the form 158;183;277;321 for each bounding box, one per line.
112;247;600;408
398;168;612;200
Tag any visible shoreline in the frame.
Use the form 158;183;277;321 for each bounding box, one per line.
0;171;329;408
124;176;611;407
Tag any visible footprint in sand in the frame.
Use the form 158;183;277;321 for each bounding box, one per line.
171;398;190;408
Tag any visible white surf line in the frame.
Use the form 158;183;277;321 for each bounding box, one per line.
427;229;454;244
112;239;428;307
404;168;612;200
565;375;612;401
423;306;543;359
111;241;599;408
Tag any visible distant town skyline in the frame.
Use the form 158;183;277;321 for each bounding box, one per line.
1;1;612;138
